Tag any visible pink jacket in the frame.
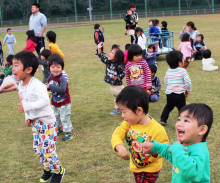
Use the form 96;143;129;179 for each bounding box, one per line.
24;39;37;52
178;42;192;59
124;50;128;63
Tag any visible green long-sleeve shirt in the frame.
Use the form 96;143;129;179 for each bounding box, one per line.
152;141;210;183
3;65;12;75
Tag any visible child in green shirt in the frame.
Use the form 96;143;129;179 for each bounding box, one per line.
139;103;213;183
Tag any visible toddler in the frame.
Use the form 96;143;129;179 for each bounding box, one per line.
111;85;169;183
145;44;157;66
124;9;136;35
161;21;169;47
148;20;159;52
135;27;146;59
3;28;16;55
0;55;13;85
192;34;206;60
94;24;104;55
39;49;51;83
202;49;219;71
24;30;37;53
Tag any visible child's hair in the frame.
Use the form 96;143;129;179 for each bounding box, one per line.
126;9;132;13
197;34;204;41
112;44;120;50
32;3;40;9
166;51;183;69
26;30;36;42
7;28;11;32
94;24;100;30
127;44;142;61
186;21;197;30
154;19;159;25
203;49;211;59
148;64;157;74
179;103;213;142
161;21;167;28
125;44;131;50
149;19;156;26
6;55;14;66
14;51;39;76
135;27;144;36
181;33;190;42
40;49;52;60
116;85;149;114
148;44;155;52
46;31;56;43
48;53;64;69
129;3;136;8
112;49;124;64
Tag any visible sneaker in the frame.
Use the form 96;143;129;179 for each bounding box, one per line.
110;109;121;115
40;168;52;182
159;121;167;125
57;129;64;136
190;57;195;62
62;132;75;141
50;167;65;183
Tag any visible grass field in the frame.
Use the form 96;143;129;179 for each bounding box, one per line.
0;14;220;183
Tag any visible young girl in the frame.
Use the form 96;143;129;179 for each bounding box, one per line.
135;27;146;59
178;33;192;69
97;42;125;114
126;44;152;92
202;49;219;71
145;44;157;66
23;30;37;53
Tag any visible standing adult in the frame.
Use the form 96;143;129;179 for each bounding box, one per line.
29;3;47;56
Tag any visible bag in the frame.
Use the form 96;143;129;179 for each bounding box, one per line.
127;29;135;35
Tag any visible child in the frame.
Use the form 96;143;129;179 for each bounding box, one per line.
112;44;120;50
192;34;206;60
13;51;65;182
202;49;219;71
161;21;169;47
0;39;3;68
139;103;213;183
124;43;131;64
124;9;136;35
0;55;13;85
147;64;161;102
97;42;125;114
39;49;51;83
178;33;193;69
46;53;75;141
126;44;152;92
154;19;162;33
148;20;159;52
46;31;65;60
111;85;169;183
135;27;146;59
94;24;104;55
145;44;157;66
3;28;16;55
160;51;191;125
24;30;37;53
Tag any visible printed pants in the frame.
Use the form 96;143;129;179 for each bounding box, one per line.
32;120;61;170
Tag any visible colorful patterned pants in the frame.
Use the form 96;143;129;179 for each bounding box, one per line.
32;120;61;171
133;171;160;183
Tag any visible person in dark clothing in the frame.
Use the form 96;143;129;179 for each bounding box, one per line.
94;24;104;55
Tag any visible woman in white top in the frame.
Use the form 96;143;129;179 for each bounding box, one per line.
135;27;146;59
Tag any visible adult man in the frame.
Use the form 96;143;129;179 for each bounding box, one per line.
29;3;47;56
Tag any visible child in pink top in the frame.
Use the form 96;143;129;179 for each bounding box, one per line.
24;30;37;53
125;44;152;92
178;33;192;69
124;43;130;64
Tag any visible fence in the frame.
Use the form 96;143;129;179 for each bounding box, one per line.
1;8;220;27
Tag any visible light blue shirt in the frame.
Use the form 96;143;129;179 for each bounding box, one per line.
3;34;16;44
29;12;47;37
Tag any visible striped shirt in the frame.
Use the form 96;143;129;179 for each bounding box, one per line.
125;60;152;88
165;67;191;94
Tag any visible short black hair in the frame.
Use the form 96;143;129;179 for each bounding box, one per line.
6;55;14;66
203;49;211;59
94;24;100;30
135;27;143;34
179;103;213;142
186;21;196;30
148;64;157;74
116;85;149;114
48;53;64;69
197;34;204;41
7;28;11;32
112;44;120;50
125;44;131;50
127;44;142;62
14;51;39;76
166;51;183;69
161;21;167;28
148;44;155;52
149;19;156;26
154;19;159;25
46;31;56;43
129;3;136;8
32;3;40;9
40;49;52;60
181;33;190;42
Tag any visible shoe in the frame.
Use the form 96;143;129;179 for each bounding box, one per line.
110;109;121;114
190;57;195;62
159;121;167;125
40;168;52;182
57;129;64;136
50;167;65;183
62;132;75;141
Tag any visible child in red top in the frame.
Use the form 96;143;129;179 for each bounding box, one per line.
24;30;37;53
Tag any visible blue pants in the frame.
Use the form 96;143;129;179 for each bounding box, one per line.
149;94;159;102
7;43;14;55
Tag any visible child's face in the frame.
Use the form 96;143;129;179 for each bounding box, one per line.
12;59;29;81
148;21;153;26
150;71;155;77
133;54;142;62
175;110;205;146
4;59;9;65
196;36;202;42
130;7;136;12
8;30;12;35
50;63;62;77
108;49;117;61
136;31;141;36
40;55;46;60
148;47;154;53
127;10;132;15
161;23;163;28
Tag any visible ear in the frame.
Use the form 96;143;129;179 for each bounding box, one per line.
25;67;33;74
136;107;143;115
199;125;208;136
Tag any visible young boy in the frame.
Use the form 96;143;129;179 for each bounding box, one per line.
94;24;104;55
46;53;75;141
111;85;169;183
139;103;213;183
46;31;65;60
3;28;16;55
13;51;65;183
192;34;206;60
147;64;161;102
39;49;51;83
160;51;191;125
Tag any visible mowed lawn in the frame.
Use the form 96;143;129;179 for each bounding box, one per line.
0;14;220;183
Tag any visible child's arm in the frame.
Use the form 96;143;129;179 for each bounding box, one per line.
48;76;67;93
24;40;32;51
143;62;152;89
114;65;125;81
154;77;162;93
3;35;7;45
183;70;191;97
101;27;104;34
2;65;12;75
125;63;131;86
14;35;17;45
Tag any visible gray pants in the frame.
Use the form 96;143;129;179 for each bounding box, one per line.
7;43;14;55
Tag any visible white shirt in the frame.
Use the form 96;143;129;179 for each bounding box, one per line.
137;34;146;50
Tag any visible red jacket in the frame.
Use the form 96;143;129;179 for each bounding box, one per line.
24;39;37;52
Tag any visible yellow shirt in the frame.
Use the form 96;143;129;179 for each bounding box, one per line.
111;117;169;173
49;42;65;60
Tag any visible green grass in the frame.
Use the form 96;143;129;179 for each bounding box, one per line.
0;14;220;183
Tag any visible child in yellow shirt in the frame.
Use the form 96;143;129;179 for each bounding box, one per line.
111;85;169;183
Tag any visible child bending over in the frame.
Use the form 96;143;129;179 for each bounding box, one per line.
111;85;169;183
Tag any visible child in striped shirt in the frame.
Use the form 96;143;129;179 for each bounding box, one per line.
160;51;191;125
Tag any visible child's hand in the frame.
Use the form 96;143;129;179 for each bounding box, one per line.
185;91;190;98
147;55;152;58
182;25;186;31
45;83;50;89
115;144;130;160
18;103;24;113
138;142;153;154
111;76;118;80
40;47;45;53
151;89;155;94
97;42;103;49
146;90;151;95
200;46;204;51
25;119;31;127
1;66;5;69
